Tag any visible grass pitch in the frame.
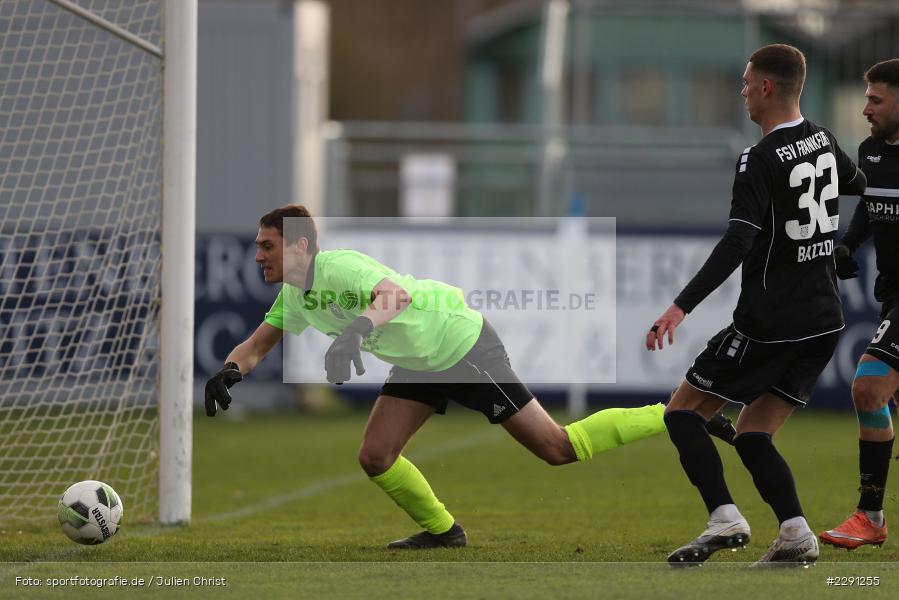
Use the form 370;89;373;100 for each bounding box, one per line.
2;408;898;598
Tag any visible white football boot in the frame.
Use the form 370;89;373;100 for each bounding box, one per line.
668;516;751;566
752;531;819;567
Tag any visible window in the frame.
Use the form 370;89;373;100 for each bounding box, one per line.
690;72;741;127
620;70;667;125
496;63;524;122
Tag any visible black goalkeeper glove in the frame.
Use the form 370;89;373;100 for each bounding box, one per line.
834;243;859;280
325;316;373;384
205;362;243;416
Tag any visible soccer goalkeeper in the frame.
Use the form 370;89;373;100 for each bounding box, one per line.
205;204;731;549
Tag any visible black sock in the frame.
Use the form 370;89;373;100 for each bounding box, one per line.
858;438;894;512
665;410;734;513
734;432;802;523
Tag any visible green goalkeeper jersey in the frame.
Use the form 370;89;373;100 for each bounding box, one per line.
264;249;484;371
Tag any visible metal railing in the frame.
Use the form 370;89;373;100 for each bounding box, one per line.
325;121;747;225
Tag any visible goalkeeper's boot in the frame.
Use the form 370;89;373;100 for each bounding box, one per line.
387;523;467;549
820;511;888;550
667;516;750;566
752;531;818;567
704;410;736;445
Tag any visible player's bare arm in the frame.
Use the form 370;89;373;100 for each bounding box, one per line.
226;321;284;374
324;277;411;384
363;277;412;327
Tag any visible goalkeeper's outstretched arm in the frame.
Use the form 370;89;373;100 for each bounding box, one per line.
226;322;284;374
206;322;284;416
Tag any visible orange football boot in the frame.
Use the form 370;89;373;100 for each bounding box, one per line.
820;511;888;550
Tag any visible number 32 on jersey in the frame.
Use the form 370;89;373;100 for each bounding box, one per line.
785;152;839;241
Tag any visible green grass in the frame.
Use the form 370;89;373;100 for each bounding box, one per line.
2;409;898;598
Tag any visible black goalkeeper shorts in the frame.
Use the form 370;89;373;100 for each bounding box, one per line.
380;319;534;424
685;323;840;407
865;302;899;374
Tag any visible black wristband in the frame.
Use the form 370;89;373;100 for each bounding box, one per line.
223;362;240;371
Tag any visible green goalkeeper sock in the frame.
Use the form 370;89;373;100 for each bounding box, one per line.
564;403;666;461
369;456;455;534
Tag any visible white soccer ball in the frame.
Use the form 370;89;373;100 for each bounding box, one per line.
57;480;123;545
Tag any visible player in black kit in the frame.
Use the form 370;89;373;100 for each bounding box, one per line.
820;59;899;551
646;44;867;566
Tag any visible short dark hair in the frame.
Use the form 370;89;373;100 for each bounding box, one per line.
865;59;899;88
259;204;318;253
749;44;807;98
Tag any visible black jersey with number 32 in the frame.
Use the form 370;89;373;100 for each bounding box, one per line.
730;119;858;342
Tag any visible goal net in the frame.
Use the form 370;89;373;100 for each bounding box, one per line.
0;0;165;525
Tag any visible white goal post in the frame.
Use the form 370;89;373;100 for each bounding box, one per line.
0;0;195;525
159;0;196;526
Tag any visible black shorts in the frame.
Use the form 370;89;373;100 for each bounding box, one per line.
865;302;899;374
685;324;840;407
380;319;534;424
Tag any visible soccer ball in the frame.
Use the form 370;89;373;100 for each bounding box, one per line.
57;480;123;545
